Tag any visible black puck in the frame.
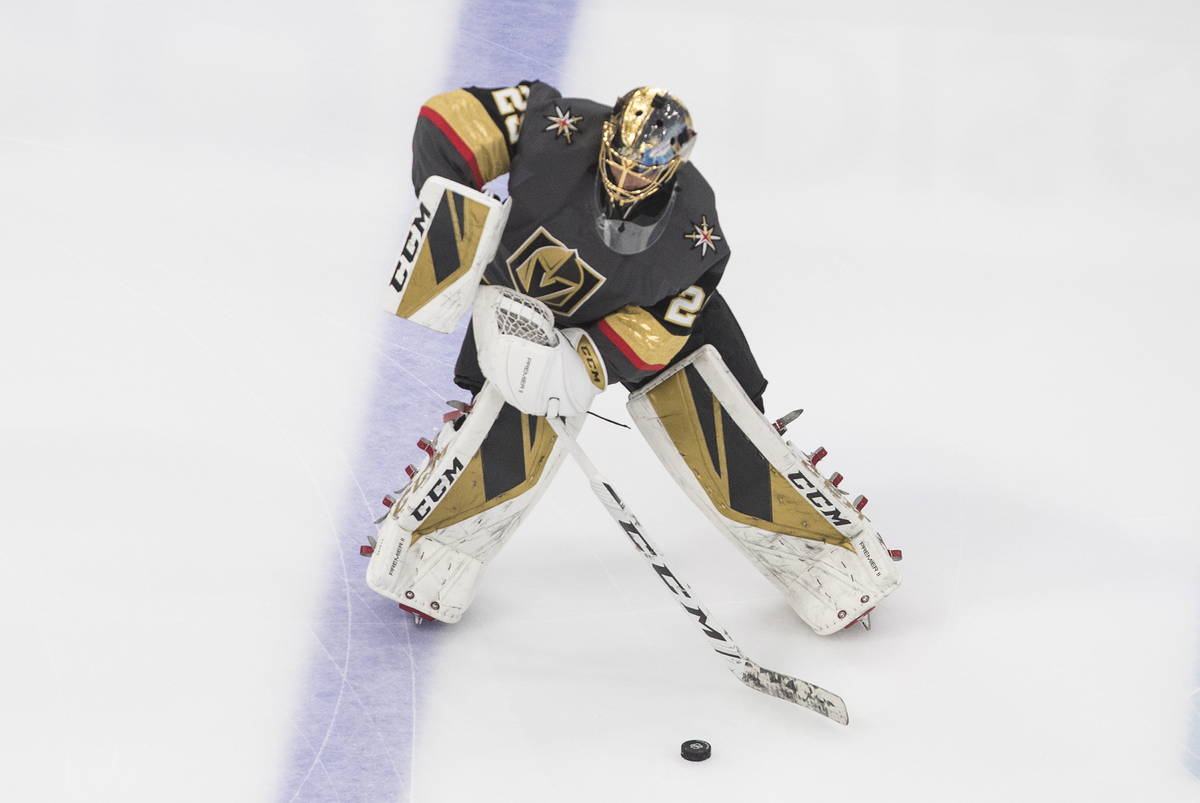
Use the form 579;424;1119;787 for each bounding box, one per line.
680;739;711;762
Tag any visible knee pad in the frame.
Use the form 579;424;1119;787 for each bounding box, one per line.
627;346;902;635
366;382;583;622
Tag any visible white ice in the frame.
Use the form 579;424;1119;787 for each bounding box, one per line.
2;1;1198;801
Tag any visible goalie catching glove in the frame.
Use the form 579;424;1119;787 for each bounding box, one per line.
472;286;607;417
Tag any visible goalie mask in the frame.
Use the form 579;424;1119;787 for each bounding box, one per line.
598;87;696;209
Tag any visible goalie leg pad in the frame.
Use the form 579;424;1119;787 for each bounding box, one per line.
366;382;582;622
627;346;901;635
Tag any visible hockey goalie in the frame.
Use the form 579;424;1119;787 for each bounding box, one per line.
366;81;902;637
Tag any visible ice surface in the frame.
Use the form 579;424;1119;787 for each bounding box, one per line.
2;1;1198;801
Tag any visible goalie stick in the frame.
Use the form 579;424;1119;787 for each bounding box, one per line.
545;415;850;725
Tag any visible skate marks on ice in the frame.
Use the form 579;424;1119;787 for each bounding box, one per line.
280;316;459;802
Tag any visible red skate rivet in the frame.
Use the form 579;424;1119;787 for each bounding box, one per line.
405;591;415;600
888;549;904;561
442;410;464;423
404;464;416;479
382;495;395;508
359;545;374;557
853;494;868;511
837;610;847;619
830;472;843;487
811;447;827;466
417;438;435;457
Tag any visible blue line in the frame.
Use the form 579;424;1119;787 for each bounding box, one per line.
279;3;581;800
1186;587;1200;780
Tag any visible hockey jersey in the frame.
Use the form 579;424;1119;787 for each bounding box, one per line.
412;80;730;384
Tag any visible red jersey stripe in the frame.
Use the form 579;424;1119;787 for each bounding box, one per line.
418;105;485;189
596;319;666;373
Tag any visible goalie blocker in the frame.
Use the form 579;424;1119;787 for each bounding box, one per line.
383;176;511;333
627;346;902;635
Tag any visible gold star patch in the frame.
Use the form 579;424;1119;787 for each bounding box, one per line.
683;216;722;257
544;105;583;143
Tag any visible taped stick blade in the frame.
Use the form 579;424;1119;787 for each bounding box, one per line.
732;659;849;725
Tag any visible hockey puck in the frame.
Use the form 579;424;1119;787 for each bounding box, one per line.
680;739;711;762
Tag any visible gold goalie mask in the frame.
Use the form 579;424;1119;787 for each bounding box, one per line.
598;86;696;208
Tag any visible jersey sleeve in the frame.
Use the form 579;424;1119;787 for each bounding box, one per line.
412;81;558;191
587;254;728;385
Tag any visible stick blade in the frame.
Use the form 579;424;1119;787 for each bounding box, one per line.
733;659;849;725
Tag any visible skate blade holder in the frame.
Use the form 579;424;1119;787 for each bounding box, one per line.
807;448;868;512
772;408;803;435
398;599;437;625
373;490;406;525
442;399;473;424
839;601;876;631
846;608;874;631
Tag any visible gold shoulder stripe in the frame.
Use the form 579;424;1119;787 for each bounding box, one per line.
423;90;511;184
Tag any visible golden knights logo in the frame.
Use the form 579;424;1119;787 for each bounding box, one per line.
505;227;605;316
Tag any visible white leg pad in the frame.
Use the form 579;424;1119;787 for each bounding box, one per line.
627;346;902;635
367;383;583;622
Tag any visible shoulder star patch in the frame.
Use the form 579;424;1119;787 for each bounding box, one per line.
544;105;583;143
683;216;722;257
